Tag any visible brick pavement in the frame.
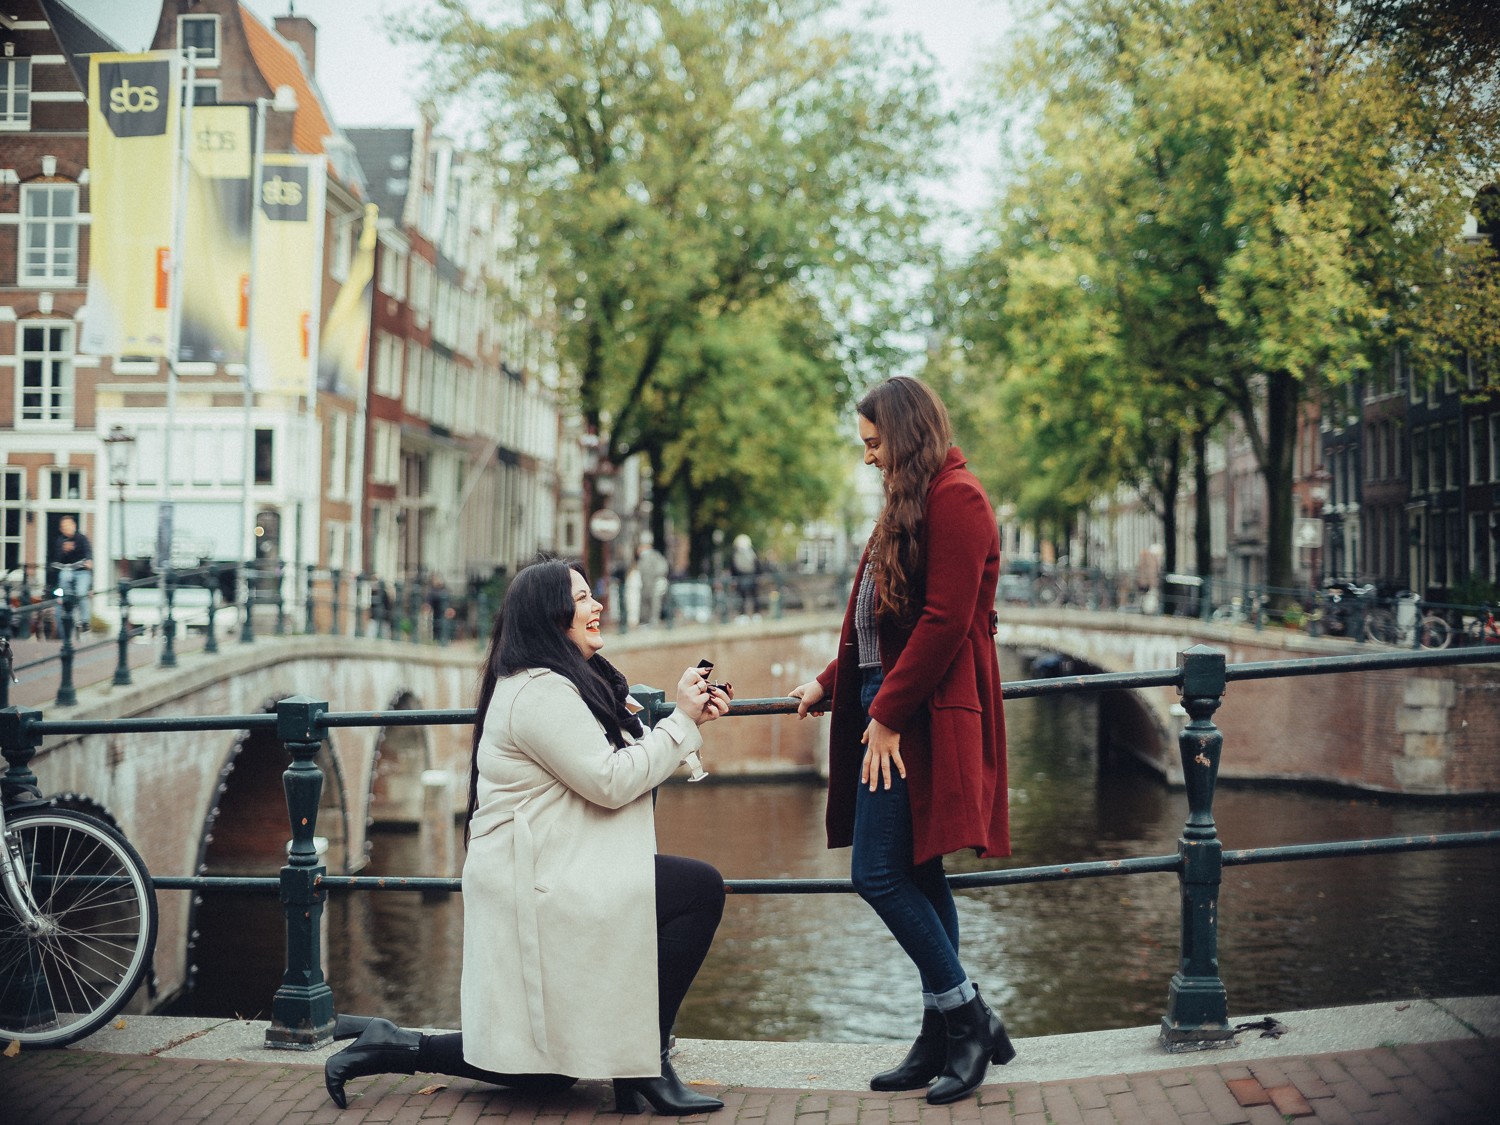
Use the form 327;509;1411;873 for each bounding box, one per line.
5;1038;1496;1125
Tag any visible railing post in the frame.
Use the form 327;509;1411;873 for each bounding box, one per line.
204;571;219;655
265;694;335;1049
160;570;178;668
1161;645;1234;1051
353;573;367;638
242;560;257;644
0;596;13;710
0;705;43;803
55;593;78;707
330;568;342;636
114;580;133;686
304;565;316;635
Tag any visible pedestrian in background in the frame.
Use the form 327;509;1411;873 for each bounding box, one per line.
789;376;1014;1105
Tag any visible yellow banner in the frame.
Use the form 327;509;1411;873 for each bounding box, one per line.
317;203;379;399
250;154;326;395
180;104;253;365
81;51;180;357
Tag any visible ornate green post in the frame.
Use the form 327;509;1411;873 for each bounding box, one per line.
330;569;342;636
160;570;178;668
265;695;336;1049
241;560;257;644
114;580;133;686
0;705;43;804
0;705;51;1030
1161;645;1234;1051
55;593;77;707
203;573;219;655
304;565;317;635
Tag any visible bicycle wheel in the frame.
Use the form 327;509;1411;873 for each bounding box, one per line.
0;808;157;1047
1362;607;1399;644
1418;614;1452;650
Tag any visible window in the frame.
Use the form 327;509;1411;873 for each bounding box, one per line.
1471;417;1488;484
1;470;24;572
1413;429;1428;493
331;220;353;283
1492;414;1500;483
1446;421;1461;491
1;58;30;129
254;429;274;484
188;80;220;105
47;468;83;501
18;322;74;424
178;15;220;66
20;185;79;285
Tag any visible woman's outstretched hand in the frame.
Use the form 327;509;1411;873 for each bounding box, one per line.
675;665;732;726
789;679;824;718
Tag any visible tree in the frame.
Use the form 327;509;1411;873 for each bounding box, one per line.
402;0;948;572
956;0;1500;595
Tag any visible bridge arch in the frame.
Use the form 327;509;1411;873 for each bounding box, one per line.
368;689;437;829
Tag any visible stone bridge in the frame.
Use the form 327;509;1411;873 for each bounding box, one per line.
13;608;1499;1014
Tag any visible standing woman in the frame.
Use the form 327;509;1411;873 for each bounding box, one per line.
789;377;1013;1106
325;557;729;1114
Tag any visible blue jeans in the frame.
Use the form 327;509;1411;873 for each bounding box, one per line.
850;666;965;996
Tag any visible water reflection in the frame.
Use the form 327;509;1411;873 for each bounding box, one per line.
175;650;1500;1040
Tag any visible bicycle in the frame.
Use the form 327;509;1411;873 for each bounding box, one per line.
0;645;158;1046
1465;605;1500;646
1360;594;1452;650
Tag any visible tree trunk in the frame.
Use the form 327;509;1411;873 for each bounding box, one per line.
1261;371;1300;604
1193;420;1213;613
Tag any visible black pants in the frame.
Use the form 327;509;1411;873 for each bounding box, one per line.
418;853;725;1083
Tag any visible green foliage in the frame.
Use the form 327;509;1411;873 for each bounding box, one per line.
399;1;950;568
950;0;1500;588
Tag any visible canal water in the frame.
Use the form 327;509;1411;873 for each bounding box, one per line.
175;650;1500;1041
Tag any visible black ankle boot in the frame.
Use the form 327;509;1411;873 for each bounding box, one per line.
870;1008;946;1091
926;990;1016;1106
613;1050;725;1114
324;1017;421;1109
331;1014;376;1041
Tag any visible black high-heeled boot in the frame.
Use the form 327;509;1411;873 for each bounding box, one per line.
926;989;1016;1106
613;1050;725;1114
870;1008;946;1091
331;1014;376;1041
324;1017;421;1109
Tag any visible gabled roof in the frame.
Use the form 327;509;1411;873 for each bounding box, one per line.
43;0;121;89
239;4;365;198
347;128;415;222
239;4;336;158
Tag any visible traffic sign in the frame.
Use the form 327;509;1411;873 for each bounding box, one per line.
588;508;622;541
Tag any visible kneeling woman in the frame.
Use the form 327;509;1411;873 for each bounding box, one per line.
326;557;730;1114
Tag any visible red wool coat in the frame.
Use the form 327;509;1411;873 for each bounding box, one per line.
816;447;1010;866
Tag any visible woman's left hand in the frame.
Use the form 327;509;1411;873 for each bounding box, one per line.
860;718;905;790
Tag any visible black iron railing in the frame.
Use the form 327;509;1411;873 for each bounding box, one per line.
2;644;1498;1052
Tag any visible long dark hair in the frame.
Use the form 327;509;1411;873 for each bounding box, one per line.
465;556;629;844
859;377;952;623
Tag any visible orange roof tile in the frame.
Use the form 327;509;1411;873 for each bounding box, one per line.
240;4;335;158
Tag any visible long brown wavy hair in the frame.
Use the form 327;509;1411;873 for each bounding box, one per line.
859;377;953;623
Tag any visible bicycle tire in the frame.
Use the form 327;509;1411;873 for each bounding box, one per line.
1418;614;1452;650
1362;607;1398;644
0;808;158;1047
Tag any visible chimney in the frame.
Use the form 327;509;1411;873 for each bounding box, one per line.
275;14;317;75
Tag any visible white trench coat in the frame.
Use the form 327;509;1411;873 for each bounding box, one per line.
460;667;702;1079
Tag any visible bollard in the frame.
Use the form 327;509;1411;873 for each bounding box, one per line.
265;695;336;1049
1160;645;1234;1051
418;769;457;901
114;581;133;686
56;593;77;707
274;563;287;635
353;574;367;638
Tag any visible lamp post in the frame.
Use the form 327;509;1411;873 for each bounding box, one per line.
241;84;299;645
103;425;136;686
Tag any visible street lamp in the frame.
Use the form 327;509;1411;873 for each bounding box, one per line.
239;83;299;644
103;425;136;686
